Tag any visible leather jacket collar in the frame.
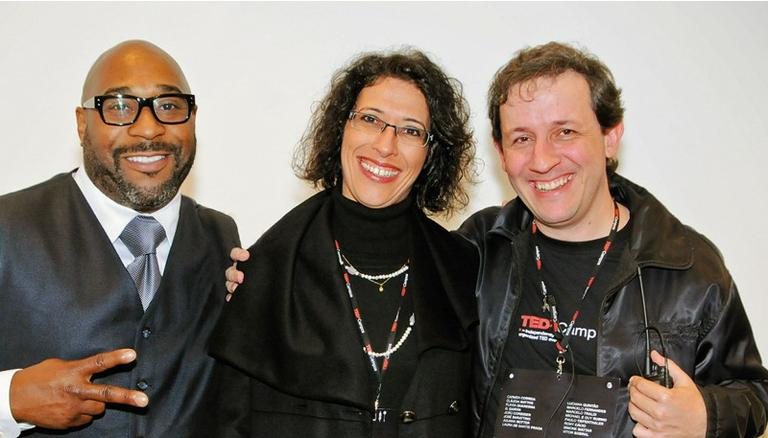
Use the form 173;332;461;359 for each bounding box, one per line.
487;173;694;272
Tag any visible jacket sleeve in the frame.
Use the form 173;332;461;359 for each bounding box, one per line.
695;278;768;437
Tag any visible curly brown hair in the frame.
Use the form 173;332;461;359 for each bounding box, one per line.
488;42;624;172
293;49;476;215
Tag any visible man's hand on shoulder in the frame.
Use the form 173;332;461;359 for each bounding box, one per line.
628;350;707;437
10;349;148;429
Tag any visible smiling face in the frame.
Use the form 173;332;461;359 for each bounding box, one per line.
76;41;196;212
340;76;430;209
496;70;624;241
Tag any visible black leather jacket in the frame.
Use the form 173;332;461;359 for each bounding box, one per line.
458;173;768;437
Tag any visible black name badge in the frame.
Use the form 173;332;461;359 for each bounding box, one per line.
494;368;620;438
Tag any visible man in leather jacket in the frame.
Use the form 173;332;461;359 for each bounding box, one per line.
458;42;768;437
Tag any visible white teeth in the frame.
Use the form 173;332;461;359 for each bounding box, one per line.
361;160;399;178
535;174;572;192
126;155;165;164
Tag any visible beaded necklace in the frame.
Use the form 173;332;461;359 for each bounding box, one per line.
334;240;415;414
341;253;409;293
532;200;620;377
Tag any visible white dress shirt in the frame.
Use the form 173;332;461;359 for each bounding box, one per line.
0;169;181;437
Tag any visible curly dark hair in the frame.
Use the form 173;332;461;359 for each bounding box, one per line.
293;49;476;215
488;42;624;172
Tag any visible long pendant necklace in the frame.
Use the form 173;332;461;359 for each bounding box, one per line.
334;240;415;416
341;253;409;293
532;200;620;377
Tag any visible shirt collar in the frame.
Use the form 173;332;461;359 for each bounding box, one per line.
72;168;181;245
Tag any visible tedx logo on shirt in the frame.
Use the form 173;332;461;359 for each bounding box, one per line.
518;314;597;342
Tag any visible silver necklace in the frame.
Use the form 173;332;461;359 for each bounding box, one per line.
341;254;409;293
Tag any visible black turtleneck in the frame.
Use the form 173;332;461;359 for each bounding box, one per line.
332;188;412;266
331;189;418;434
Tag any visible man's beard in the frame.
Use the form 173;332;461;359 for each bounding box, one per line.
82;135;195;212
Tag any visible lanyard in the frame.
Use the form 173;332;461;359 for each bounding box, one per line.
532;200;619;376
334;240;414;412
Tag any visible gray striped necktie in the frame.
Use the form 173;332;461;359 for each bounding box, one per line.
120;215;166;310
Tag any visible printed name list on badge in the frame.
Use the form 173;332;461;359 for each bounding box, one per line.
494;369;620;438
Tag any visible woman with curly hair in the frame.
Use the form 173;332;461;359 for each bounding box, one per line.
203;49;478;437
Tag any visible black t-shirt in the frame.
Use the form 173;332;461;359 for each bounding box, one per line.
502;222;629;375
502;223;629;376
482;220;630;437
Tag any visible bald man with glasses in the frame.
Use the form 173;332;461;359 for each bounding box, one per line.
0;40;239;437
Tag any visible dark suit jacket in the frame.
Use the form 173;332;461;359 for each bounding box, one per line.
204;189;478;437
0;171;239;437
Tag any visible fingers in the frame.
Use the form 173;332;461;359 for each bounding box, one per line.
73;350;148;406
628;363;707;437
69;414;96;428
628;376;661;410
225;259;246;300
628;375;669;431
65;350;148;407
628;378;666;435
650;350;692;386
650;349;665;366
229;247;249;263
72;383;148;407
225;265;244;287
9;352;145;428
629;375;669;403
75;349;137;376
631;421;653;438
628;398;656;433
79;400;107;416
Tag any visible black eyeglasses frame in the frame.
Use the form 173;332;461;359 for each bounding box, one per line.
81;93;196;126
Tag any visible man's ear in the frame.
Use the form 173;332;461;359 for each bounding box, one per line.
604;121;624;158
76;107;87;144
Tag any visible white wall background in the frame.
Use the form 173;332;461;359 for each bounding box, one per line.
1;2;766;355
